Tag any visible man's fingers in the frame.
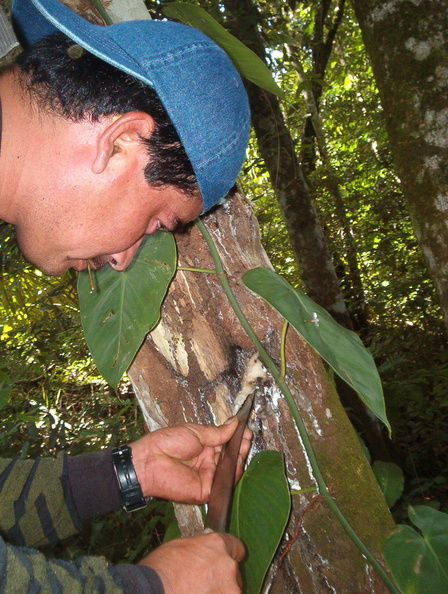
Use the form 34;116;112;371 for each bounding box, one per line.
186;418;239;448
182;420;252;454
240;429;252;456
140;533;244;593
214;532;246;563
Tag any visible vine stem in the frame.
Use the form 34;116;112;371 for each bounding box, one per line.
178;266;216;274
196;218;400;594
91;0;113;25
279;320;288;381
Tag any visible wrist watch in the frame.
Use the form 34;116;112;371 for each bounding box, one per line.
112;445;149;512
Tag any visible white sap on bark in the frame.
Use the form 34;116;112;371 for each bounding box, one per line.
128;192;394;592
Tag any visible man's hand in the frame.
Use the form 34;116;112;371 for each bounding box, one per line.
129;419;252;503
139;532;245;594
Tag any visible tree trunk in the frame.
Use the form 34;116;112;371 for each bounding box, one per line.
216;0;354;330
129;191;394;592
286;41;391;459
285;44;370;337
299;0;346;174
351;0;448;329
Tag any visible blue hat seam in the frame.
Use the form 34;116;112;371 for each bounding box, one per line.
196;115;249;172
137;42;221;69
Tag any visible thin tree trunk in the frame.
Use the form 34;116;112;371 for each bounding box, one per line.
352;0;448;329
299;0;346;173
218;0;354;330
286;44;393;459
129;191;394;592
286;44;370;337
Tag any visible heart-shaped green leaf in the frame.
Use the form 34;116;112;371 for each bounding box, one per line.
229;450;291;594
77;232;177;390
243;267;390;432
372;461;404;508
384;505;448;593
163;2;284;98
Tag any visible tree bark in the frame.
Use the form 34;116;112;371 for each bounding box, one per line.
224;0;390;460
299;0;346;174
215;0;354;330
129;191;395;592
285;44;392;460
286;44;370;337
351;0;448;329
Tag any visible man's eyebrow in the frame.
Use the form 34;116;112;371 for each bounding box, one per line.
167;213;181;230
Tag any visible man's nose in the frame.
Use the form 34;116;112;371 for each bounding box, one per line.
109;239;143;271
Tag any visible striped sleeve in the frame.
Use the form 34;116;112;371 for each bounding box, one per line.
0;454;81;548
0;536;164;593
0;536;125;592
0;456;165;593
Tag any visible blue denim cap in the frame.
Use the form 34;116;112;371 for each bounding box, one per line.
12;0;250;214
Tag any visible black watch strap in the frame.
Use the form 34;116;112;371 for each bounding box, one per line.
112;445;148;512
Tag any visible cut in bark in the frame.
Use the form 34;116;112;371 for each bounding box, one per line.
129;191;395;592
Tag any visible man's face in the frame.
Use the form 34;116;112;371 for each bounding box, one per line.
15;181;202;276
10;113;203;276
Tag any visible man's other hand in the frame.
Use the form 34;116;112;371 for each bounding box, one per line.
129;419;252;503
139;532;245;593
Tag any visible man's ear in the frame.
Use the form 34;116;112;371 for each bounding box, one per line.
91;111;155;174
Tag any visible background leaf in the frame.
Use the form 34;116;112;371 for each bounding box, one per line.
0;371;12;410
384;505;448;593
243;267;390;431
372;460;404;507
229;451;291;594
163;2;284;98
77;232;176;390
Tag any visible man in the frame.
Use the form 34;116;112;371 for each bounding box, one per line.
0;0;252;591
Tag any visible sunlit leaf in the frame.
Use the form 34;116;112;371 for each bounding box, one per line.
344;74;353;90
229;451;290;594
163;2;284;98
384;506;448;593
242;267;390;432
77;232;176;390
372;460;404;507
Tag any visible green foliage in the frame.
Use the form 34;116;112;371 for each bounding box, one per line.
206;0;447;518
0;370;12;410
384;506;448;593
373;461;405;508
1;224;88;389
243;266;390;431
229;451;291;594
163;2;284;98
372;328;448;518
240;147;301;288
3;0;448;587
1;225;173;565
58;497;176;564
0;364;173;563
77;232;177;390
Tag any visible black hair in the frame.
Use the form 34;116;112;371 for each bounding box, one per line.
16;32;199;197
